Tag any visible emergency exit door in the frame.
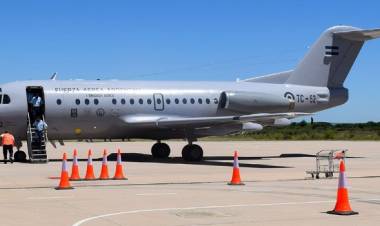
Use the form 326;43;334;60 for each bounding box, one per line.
153;93;164;111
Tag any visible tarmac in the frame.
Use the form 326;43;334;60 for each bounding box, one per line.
0;141;379;226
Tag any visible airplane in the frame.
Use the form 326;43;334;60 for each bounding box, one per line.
0;25;379;162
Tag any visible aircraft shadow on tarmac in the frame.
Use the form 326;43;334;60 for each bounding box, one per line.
46;153;334;169
19;151;363;168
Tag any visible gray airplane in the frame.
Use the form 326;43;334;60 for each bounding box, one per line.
0;25;379;162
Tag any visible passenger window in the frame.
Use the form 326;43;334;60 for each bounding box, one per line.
156;99;162;104
182;98;187;104
166;99;171;104
85;99;90;105
198;98;202;104
213;98;219;104
75;99;80;105
175;98;179;104
206;98;210;104
139;98;143;104
0;94;2;104
121;99;126;105
56;99;62;105
190;98;195;104
130;99;135;105
94;99;99;105
2;95;10;104
147;99;152;105
112;99;117;105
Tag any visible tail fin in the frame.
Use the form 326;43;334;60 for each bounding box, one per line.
286;26;380;87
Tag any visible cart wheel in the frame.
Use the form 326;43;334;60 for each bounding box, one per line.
316;174;320;179
325;173;329;178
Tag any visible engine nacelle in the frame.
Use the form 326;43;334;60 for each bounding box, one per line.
220;91;294;113
242;122;263;131
273;118;291;127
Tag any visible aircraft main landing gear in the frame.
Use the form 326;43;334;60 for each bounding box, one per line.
151;142;171;159
182;144;203;162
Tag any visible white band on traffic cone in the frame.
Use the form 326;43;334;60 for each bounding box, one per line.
117;152;122;164
233;156;239;168
88;155;93;165
103;154;108;165
73;154;78;166
62;159;68;172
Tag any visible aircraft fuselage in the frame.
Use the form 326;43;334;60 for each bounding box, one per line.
0;80;346;141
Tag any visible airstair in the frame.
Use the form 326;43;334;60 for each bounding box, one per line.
26;114;48;163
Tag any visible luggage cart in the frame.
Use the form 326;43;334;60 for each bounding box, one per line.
306;149;347;179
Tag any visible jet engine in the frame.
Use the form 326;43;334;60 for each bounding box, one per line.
220;91;295;113
273;118;292;126
242;122;263;131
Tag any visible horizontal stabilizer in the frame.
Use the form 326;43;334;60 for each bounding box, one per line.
336;28;380;41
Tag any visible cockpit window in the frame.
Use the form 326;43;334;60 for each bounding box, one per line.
2;94;10;104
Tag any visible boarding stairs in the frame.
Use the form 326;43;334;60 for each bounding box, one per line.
26;114;48;163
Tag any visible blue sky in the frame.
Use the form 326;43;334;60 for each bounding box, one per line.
0;1;379;122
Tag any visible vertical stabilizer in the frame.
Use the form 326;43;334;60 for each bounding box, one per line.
286;26;380;87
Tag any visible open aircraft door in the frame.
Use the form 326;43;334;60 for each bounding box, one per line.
26;86;46;122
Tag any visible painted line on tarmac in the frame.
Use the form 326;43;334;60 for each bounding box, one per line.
28;196;74;200
71;200;334;226
1;175;380;191
136;192;177;196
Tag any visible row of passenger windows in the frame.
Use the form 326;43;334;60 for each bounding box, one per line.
0;94;11;104
56;97;217;106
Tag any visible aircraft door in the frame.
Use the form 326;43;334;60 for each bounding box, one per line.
153;93;164;111
26;86;45;122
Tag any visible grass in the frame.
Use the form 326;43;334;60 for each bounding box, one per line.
200;121;380;141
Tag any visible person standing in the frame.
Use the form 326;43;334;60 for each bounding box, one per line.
30;94;43;119
0;131;15;164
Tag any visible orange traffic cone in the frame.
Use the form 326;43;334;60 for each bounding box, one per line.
70;149;81;181
99;149;110;180
55;153;74;190
228;151;244;185
113;149;127;180
327;161;358;215
84;149;96;180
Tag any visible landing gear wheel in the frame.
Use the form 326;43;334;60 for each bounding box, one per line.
151;142;171;158
14;151;27;162
182;144;203;162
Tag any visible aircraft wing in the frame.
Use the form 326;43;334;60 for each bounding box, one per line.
121;112;311;129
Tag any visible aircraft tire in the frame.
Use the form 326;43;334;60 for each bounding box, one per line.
151;142;170;158
14;150;27;162
182;144;203;162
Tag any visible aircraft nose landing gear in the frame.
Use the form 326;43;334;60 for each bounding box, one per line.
182;144;203;162
151;142;171;159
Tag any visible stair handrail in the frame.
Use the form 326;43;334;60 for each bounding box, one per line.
26;113;33;159
41;114;48;142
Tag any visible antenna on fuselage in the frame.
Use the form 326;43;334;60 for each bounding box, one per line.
50;72;58;80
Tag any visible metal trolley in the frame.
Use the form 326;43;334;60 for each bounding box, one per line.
306;149;347;179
